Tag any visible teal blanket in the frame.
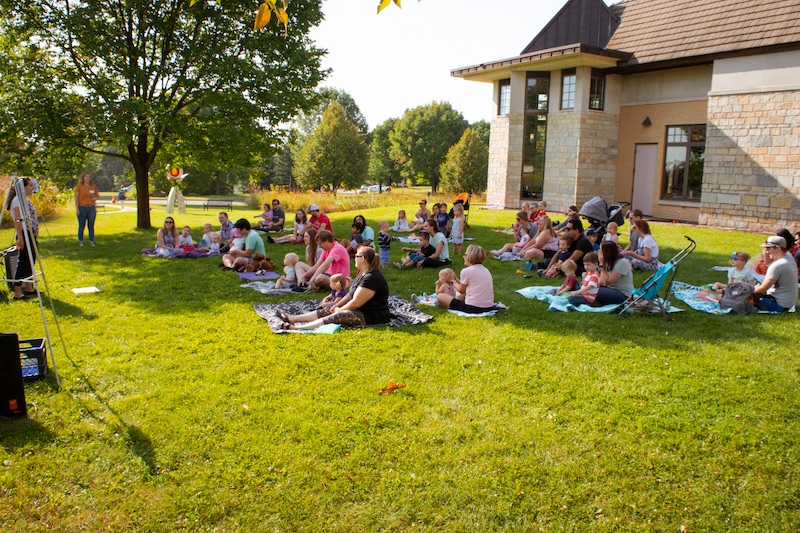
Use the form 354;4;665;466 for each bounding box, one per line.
517;286;682;313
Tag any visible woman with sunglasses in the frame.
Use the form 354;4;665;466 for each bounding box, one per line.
155;217;183;257
277;246;390;330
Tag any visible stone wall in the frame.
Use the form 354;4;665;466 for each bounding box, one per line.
701;91;800;232
486;114;524;209
544;111;619;212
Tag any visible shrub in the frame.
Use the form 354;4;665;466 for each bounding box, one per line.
1;175;69;227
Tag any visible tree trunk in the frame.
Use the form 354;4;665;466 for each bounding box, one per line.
128;136;153;229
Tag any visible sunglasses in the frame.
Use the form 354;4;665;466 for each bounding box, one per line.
731;253;742;260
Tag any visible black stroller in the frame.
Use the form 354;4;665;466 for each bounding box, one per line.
578;196;630;240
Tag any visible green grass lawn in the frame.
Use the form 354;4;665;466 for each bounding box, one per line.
1;203;797;532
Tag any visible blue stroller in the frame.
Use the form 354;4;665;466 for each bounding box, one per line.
618;236;697;319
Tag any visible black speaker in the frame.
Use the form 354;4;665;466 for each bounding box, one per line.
0;333;27;418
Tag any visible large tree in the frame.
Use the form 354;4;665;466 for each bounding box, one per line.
439;127;489;194
0;0;326;228
296;87;370;139
367;118;402;189
294;101;368;191
389;101;467;192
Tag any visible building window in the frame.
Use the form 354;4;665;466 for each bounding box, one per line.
662;125;706;202
561;68;576;110
498;79;510;115
522;72;549;199
589;69;605;110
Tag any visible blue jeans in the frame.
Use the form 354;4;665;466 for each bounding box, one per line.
755;295;789;313
77;206;97;243
594;287;629;306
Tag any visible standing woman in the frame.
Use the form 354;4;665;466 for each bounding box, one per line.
6;178;39;300
75;172;100;246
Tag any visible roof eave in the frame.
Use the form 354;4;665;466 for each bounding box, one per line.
451;43;631;82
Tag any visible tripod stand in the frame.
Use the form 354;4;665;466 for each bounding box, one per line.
1;174;63;388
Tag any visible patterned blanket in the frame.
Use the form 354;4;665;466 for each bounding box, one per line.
254;295;434;333
516;286;683;313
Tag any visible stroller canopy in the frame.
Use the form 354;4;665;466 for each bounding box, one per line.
579;196;608;223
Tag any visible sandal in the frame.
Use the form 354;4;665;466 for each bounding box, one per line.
275;309;289;322
279;322;293;331
13;294;26;300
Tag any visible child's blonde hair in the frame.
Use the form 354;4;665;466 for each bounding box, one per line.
204;223;213;230
560;259;577;274
397;209;406;218
539;201;547;209
438;268;456;282
210;232;221;242
330;273;346;289
521;202;531;212
284;252;299;265
453;203;464;216
379;219;389;229
606;221;618;233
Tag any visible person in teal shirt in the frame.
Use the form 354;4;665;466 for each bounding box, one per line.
222;219;266;270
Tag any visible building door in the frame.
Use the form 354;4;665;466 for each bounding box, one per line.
632;144;657;216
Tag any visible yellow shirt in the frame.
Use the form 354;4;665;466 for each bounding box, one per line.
76;183;99;207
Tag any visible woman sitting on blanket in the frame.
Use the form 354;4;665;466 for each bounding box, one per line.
156;217;184;258
622;219;659;271
521;215;559;265
490;212;537;257
277;246;390;330
271;209;307;244
437;244;497;314
594;241;634;306
292;228;321;283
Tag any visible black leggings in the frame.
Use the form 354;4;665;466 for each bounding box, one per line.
13;233;36;286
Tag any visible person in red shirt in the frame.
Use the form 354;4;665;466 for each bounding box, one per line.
308;204;332;236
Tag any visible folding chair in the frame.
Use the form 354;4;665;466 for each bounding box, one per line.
618;236;696;320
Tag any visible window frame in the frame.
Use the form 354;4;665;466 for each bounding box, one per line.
589;68;605;111
498;79;511;115
560;68;576;110
661;124;706;202
521;72;550;200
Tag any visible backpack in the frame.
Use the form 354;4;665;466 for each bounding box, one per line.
719;282;755;314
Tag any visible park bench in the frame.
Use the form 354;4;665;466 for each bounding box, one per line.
203;199;233;211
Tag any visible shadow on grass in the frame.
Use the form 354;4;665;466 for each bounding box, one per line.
0;418;56;450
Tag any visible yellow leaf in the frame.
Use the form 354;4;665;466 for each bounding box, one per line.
377;0;391;13
254;3;271;31
276;7;289;25
189;0;201;6
394;0;402;8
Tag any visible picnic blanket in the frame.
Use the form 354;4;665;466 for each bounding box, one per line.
240;281;294;295
672;281;796;314
493;251;526;261
254;295;434;333
394;236;475;245
237;270;280;281
711;266;800;288
516;286;683;313
671;281;731;314
414;296;508;316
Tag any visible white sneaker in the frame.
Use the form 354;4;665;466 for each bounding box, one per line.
90;241;95;247
411;294;419;303
79;241;84;246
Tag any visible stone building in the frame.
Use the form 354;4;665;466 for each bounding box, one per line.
452;0;800;231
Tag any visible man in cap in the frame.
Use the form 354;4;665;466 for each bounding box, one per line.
753;236;798;312
308;204;332;236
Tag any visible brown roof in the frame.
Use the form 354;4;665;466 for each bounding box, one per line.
608;0;800;67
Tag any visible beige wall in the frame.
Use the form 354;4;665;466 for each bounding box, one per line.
616;100;709;222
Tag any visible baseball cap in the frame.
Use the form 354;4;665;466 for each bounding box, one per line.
760;236;786;248
309;204;320;212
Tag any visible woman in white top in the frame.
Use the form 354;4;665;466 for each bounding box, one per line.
7;178;39;300
271;209;307;244
623;219;660;271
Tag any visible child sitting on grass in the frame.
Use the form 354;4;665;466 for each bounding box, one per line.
567;252;600;306
555;259;579;295
603;222;620;245
702;251;755;300
254;203;273;230
320;273;349;310
395;231;435;269
412;268;457;306
377;220;392;268
198;223;214;248
392;210;410;232
540;236;573;278
178;226;195;250
275;252;299;289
